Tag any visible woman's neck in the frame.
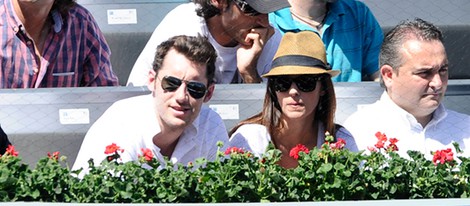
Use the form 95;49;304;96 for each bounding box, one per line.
273;118;318;151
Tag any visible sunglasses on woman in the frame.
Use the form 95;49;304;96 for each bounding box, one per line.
271;75;324;93
160;75;207;99
232;0;261;16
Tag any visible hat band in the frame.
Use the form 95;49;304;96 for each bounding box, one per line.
272;55;327;69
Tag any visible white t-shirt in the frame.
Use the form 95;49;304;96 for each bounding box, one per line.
344;92;470;159
228;123;356;157
72;94;229;173
127;2;282;85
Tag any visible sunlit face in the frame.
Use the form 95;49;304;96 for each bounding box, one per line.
386;39;448;119
218;0;270;46
147;49;214;130
275;75;323;123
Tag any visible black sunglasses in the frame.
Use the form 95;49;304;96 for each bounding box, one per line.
232;0;261;16
160;75;207;99
271;75;324;93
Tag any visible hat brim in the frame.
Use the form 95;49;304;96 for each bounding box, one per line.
262;66;340;77
245;0;290;14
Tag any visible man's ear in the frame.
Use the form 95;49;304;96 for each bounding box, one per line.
381;65;394;87
203;83;215;103
147;69;157;91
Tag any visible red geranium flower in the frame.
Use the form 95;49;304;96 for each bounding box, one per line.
289;144;309;160
47;151;60;161
374;132;388;149
104;143;124;154
5;145;18;157
432;148;454;165
368;146;378;152
329;138;346;150
387;138;399;151
225;147;245;155
371;132;400;152
139;148;153;162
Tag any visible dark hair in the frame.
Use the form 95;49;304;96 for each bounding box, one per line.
52;0;77;18
379;18;444;87
229;74;338;138
192;0;226;19
152;35;218;84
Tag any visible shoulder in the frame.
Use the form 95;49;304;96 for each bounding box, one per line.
344;102;380;123
336;0;372;11
443;109;470;125
195;106;228;136
164;2;199;20
67;3;96;21
102;94;151;118
334;125;359;152
332;0;378;22
233;124;268;134
229;124;270;156
198;106;224;122
154;2;204;36
111;94;150;108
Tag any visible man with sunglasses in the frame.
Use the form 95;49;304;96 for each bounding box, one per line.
73;35;229;174
127;0;290;86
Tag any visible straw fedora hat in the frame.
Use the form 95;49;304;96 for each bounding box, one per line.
262;31;340;77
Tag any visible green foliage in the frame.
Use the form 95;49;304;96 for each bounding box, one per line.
0;137;469;203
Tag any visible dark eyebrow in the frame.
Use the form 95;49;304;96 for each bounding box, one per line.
440;63;449;69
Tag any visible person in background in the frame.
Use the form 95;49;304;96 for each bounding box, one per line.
344;18;470;158
269;0;383;82
0;125;11;155
0;0;119;88
127;0;290;85
228;31;356;169
72;35;229;174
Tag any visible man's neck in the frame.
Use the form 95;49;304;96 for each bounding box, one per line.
415;113;433;128
288;0;328;22
13;0;52;32
152;127;185;158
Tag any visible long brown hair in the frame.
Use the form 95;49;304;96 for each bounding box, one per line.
229;74;338;138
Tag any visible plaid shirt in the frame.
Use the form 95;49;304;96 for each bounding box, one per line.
0;0;119;88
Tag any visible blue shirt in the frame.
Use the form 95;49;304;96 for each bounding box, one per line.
269;0;383;82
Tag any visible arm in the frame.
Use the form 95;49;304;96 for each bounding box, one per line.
236;27;275;83
127;3;201;86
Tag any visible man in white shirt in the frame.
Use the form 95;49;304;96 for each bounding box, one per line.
73;35;229;173
127;0;289;85
344;18;470;159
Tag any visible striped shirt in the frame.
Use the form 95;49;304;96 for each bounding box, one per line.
0;0;119;88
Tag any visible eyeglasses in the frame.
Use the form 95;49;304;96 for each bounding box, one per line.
271;75;324;92
160;75;207;99
232;0;261;16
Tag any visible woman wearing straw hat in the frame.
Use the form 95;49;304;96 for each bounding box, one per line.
228;31;356;168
